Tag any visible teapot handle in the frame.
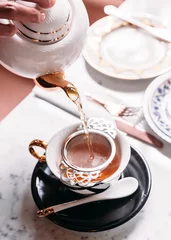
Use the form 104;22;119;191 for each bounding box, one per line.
29;139;47;163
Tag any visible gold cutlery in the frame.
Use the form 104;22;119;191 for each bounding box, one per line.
85;92;141;117
85;92;163;148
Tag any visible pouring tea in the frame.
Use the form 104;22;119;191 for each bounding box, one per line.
0;0;94;157
0;0;89;79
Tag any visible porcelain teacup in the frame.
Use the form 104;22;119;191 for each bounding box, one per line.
29;118;131;194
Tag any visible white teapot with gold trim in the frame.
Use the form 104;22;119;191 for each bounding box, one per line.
0;0;89;79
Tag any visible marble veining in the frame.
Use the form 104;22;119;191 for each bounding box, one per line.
0;92;171;240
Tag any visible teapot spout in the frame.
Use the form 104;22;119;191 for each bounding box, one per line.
34;72;80;102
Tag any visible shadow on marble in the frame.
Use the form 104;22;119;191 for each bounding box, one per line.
85;62;154;94
158;142;171;160
142;122;171;159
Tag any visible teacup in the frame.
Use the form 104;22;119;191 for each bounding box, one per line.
29;118;131;194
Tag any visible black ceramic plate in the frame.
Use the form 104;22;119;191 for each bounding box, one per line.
31;147;152;232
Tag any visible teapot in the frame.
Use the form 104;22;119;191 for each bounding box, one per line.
0;0;89;85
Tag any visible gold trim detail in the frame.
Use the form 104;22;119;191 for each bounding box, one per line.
21;11;70;35
29;139;47;163
37;207;54;217
22;23;67;35
86;16;169;79
17;28;70;43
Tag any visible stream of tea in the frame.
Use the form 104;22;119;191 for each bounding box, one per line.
34;72;94;160
65;87;94;160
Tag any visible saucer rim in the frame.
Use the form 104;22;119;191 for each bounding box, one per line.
83;14;170;81
149;78;171;137
143;71;171;143
31;146;152;232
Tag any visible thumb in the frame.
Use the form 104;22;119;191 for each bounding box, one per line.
0;23;17;37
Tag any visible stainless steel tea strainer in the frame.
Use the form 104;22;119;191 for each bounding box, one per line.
59;117;117;187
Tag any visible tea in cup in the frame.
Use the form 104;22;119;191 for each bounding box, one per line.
29;118;131;194
60;128;116;188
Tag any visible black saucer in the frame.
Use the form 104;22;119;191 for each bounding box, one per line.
31;147;152;232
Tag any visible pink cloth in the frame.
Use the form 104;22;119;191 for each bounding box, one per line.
0;65;34;120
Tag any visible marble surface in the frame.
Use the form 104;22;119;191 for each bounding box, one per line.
0;91;171;240
1;0;171;238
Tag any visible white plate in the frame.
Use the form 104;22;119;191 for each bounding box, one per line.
83;14;171;80
143;71;171;143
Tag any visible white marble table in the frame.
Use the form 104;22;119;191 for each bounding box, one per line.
0;64;171;239
2;0;171;238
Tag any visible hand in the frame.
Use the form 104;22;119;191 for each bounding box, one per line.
0;0;56;37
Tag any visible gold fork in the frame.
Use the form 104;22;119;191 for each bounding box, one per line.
85;92;141;117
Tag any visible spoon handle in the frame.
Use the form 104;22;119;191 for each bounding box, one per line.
37;195;99;217
37;177;138;217
104;5;171;43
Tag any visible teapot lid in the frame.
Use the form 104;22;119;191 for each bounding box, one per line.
14;0;72;44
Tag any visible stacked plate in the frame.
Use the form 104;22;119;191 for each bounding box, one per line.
83;13;171;143
143;71;171;143
83;14;171;80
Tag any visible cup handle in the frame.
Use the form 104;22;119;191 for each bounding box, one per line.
29;140;47;163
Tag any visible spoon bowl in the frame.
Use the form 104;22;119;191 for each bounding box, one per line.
104;5;171;43
37;177;138;217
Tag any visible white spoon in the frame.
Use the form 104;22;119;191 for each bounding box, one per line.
104;5;171;43
37;177;138;217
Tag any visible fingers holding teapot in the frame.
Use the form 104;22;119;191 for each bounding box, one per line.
0;0;56;37
25;0;56;9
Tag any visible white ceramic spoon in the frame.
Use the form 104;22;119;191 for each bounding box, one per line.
104;5;171;43
37;177;139;217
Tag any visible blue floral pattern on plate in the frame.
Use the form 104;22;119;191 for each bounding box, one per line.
150;79;171;138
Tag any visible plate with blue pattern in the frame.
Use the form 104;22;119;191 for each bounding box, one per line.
143;71;171;143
